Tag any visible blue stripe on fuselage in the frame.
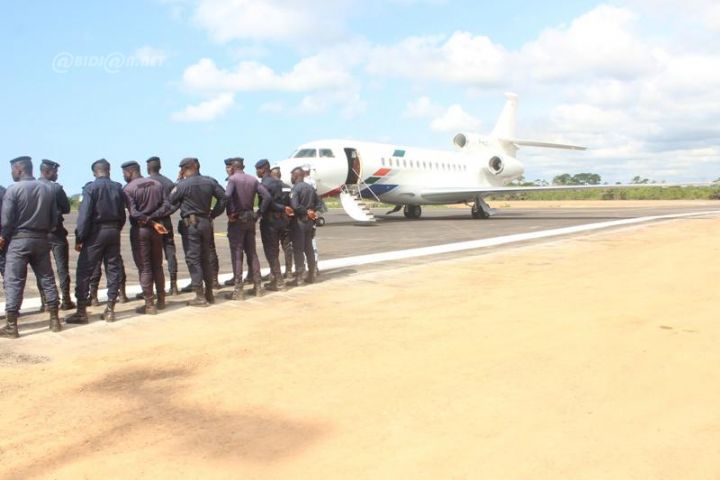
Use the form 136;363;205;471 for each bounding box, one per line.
360;184;398;198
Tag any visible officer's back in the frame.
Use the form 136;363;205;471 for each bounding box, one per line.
77;167;126;241
2;175;57;237
171;173;225;217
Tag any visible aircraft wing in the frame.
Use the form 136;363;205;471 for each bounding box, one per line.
497;137;587;151
421;183;712;203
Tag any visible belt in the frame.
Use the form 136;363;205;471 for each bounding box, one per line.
183;213;210;226
14;230;49;239
98;222;121;230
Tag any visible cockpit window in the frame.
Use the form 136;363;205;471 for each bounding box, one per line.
294;149;317;158
319;149;335;158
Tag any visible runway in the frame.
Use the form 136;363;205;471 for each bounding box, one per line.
1;202;719;309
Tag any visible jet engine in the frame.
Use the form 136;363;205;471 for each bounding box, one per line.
486;154;524;178
452;133;489;149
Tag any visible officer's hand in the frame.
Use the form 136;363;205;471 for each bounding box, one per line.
75;243;82;252
153;223;169;235
285;206;295;217
228;213;239;223
308;209;318;221
0;236;5;251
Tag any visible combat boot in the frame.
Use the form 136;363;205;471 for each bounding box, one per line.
0;313;20;339
48;306;62;333
212;276;221;290
118;282;129;304
156;291;167;310
224;282;245;301
89;286;100;307
135;296;157;315
38;289;47;313
60;286;76;310
168;274;180;296
250;276;264;298
286;272;304;287
180;283;194;293
102;300;117;323
305;267;317;285
187;287;208;307
65;302;89;324
265;273;285;292
205;283;216;304
223;278;235;287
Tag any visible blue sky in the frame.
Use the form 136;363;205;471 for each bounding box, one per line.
1;0;719;193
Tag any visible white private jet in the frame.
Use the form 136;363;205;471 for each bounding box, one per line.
275;94;675;222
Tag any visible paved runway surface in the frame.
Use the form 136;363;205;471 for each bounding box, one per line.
2;203;719;301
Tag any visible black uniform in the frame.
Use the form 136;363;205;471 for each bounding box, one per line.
169;170;226;292
1;173;59;314
0;185;6;277
38;170;72;305
289;180;322;277
279;181;293;276
148;171;178;278
259;172;289;282
75;172;126;304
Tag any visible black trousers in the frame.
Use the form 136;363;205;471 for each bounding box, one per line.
130;225;165;299
4;236;58;314
160;216;178;276
35;232;71;297
76;227;122;303
291;219;316;275
89;252;127;292
179;217;214;290
260;217;285;277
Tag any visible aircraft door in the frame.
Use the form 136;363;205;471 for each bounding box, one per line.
344;148;361;184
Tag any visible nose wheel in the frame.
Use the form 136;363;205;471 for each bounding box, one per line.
403;205;422;219
471;197;493;219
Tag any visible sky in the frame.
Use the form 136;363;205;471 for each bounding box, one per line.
1;0;720;193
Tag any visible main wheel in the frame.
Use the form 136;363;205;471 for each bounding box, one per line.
403;205;422;219
471;202;490;219
316;216;326;227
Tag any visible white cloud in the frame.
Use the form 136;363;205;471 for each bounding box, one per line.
367;32;508;86
403;96;443;118
430;105;482;132
192;0;353;44
171;93;235;122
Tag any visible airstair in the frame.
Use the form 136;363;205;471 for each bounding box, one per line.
339;184;376;223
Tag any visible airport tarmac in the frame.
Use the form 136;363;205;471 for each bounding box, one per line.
1;209;720;479
1;200;719;306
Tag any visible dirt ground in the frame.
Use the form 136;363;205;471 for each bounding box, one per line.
2;216;720;479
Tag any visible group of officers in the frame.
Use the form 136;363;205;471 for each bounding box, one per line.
0;155;322;339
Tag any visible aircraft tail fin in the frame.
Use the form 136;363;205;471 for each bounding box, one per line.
491;92;518;140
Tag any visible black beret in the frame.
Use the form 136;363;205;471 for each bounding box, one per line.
291;166;304;174
255;159;270;169
10;156;31;165
41;159;60;169
179;157;198;168
223;158;234;166
146;156;160;163
91;159;110;170
121;161;140;170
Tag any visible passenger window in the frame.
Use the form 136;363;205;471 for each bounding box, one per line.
319;149;334;158
381;158;385;166
403;159;407;168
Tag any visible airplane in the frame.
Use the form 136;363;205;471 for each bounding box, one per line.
275;93;688;223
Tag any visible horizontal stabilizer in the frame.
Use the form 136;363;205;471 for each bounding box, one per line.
499;137;587;151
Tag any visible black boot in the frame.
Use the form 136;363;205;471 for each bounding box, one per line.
135;296;157;315
60;286;76;310
168;274;180;296
0;312;19;339
49;306;62;333
180;283;194;293
286;272;303;287
205;282;216;304
265;273;285;292
156;291;166;310
212;276;221;290
65;302;89;324
118;282;129;304
223;278;235;287
305;267;317;285
102;300;117;323
89;286;100;307
187;287;208;307
251;276;264;298
224;282;245;301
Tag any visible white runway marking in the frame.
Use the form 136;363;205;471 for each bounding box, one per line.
5;210;720;318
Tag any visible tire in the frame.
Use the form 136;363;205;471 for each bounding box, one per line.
403;205;422;219
316;216;326;227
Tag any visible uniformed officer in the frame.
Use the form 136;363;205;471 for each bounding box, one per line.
286;166;322;286
224;157;271;300
0;184;6;279
169;157;226;306
122;161;171;315
36;159;75;311
270;165;294;278
0;156;61;338
146;156;180;295
66;159;126;324
256;159;289;291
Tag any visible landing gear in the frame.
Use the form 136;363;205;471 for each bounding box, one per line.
316;216;326;227
403;205;422;219
471;197;493;219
